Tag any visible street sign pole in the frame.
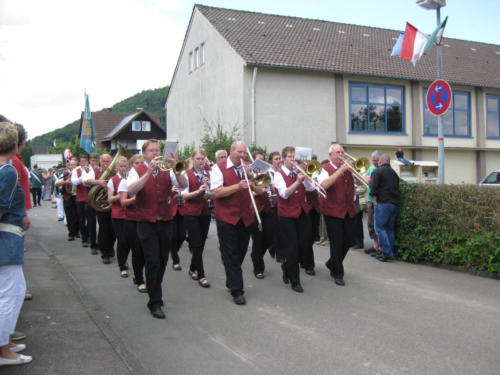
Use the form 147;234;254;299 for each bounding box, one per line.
436;6;445;184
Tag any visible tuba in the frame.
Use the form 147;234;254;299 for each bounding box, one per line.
88;147;128;212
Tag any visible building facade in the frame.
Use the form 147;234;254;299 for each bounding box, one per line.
166;5;500;184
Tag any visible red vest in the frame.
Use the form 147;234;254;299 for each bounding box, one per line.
180;169;210;216
255;192;272;214
306;190;320;212
277;169;311;218
76;167;90;202
62;170;73;201
134;164;173;223
110;175;126;219
214;160;255;227
319;163;356;218
124;196;138;221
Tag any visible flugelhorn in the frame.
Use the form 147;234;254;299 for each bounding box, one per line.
152;156;187;175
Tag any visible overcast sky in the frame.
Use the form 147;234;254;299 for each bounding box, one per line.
1;0;498;139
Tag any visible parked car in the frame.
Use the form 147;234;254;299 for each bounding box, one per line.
479;170;500;186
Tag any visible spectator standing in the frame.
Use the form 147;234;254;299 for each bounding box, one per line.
0;121;32;366
364;151;382;256
370;153;400;262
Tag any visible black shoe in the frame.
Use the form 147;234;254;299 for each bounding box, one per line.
68;236;75;241
233;295;246;305
102;257;111;264
150;306;166;319
377;255;394;262
291;283;304;293
58;217;64;221
254;272;265;279
305;267;316;276
371;252;381;257
91;248;98;255
282;274;290;284
334;278;346;286
364;247;376;254
75;234;80;239
82;241;89;248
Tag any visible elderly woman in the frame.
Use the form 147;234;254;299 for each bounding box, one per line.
0;121;32;366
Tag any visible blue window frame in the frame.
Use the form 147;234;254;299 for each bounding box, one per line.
486;95;500;139
349;82;405;134
423;90;471;137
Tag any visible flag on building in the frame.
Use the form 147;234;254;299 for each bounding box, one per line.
391;32;405;56
80;93;96;155
424;16;448;53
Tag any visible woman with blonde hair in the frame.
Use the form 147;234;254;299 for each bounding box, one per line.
0;121;32;366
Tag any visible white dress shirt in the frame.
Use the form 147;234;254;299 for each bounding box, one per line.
273;165;314;199
317;161;339;184
107;174;126;191
71;166;91;186
210;158;239;190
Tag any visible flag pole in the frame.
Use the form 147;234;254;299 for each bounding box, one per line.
436;6;445;184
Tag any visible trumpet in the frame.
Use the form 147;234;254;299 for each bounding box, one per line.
293;161;327;198
152;156;187;175
343;153;370;187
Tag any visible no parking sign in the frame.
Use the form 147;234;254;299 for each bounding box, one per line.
427;79;452;116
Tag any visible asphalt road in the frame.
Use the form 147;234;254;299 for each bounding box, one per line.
5;204;500;375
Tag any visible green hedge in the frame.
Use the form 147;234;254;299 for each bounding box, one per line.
396;183;500;276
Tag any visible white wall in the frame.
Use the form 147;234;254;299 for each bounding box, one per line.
166;8;246;148
421;149;476;184
30;154;62;170
249;68;336;157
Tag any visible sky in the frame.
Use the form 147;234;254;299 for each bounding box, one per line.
1;0;499;139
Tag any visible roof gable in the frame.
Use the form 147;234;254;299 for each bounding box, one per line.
196;4;500;89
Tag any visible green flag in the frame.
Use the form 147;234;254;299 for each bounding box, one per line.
424;16;448;53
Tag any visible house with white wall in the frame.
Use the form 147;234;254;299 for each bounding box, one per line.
166;5;500;184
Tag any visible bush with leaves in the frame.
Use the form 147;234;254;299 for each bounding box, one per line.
396;183;500;275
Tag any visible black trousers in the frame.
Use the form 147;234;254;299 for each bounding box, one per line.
184;215;211;279
310;207;320;242
324;215;355;280
76;202;97;246
353;210;364;247
250;211;274;274
124;220;145;285
112;218;128;270
31;188;41;206
96;210;115;258
171;213;186;265
216;219;253;297
137;220;172;310
278;212;311;286
63;196;79;237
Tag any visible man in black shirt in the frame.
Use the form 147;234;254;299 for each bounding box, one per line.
370;153;400;262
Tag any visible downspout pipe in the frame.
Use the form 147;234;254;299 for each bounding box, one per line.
251;67;258;146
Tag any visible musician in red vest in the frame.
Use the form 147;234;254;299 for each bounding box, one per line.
273;146;314;293
249;151;274;280
211;141;256;305
127;139;187;319
85;154;116;263
318;144;356;286
71;155;94;248
107;156;130;276
180;148;212;288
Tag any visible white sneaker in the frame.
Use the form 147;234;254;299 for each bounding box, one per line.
11;343;26;353
0;354;32;366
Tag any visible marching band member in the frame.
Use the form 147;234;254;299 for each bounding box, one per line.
118;155;146;293
127;139;187;319
71;155;94;249
180;148;212;288
215;149;228;163
318;144;356;286
170;184;186;272
211;141;255;305
273;146;314;293
84;154;116;263
250;152;274;279
107;156;130;277
267;151;282;262
55;159;79;241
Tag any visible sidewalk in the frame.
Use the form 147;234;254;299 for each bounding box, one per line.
3;206;137;375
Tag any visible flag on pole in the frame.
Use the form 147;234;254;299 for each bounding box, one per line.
399;23;429;66
391;32;405;56
424;16;448;53
80;93;96;155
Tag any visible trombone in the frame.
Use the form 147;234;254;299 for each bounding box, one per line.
343;153;370;187
240;159;265;231
293;161;327;198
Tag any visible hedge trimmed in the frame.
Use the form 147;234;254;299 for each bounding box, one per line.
396;183;500;276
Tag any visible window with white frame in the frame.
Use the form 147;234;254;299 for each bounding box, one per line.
188;42;205;73
486;95;500;138
141;121;151;131
132;121;141;131
423;90;470;137
194;47;199;69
